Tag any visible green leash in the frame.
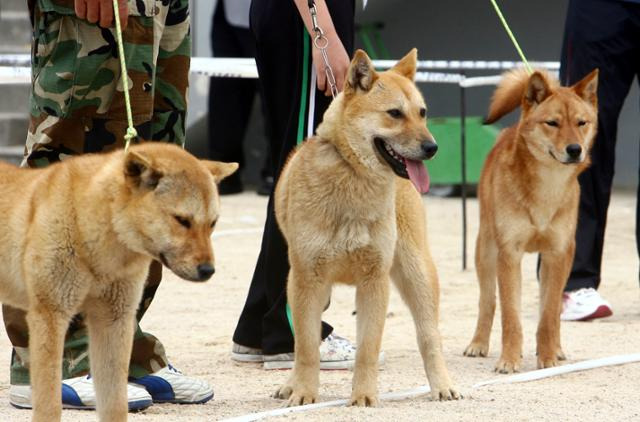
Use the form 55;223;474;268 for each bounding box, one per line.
489;0;533;74
111;0;137;151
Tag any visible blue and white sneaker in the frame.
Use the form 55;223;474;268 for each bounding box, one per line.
9;375;153;411
130;364;214;404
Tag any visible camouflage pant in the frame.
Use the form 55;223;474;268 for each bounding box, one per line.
2;0;191;385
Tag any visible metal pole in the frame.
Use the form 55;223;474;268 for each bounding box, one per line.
460;72;468;271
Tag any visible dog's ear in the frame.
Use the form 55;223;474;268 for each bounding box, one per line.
571;68;598;108
201;161;239;184
345;49;378;94
390;48;417;81
124;149;163;189
524;71;551;107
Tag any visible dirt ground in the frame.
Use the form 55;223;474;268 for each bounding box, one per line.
1;191;639;421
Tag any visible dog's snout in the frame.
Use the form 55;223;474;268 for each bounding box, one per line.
196;263;215;280
565;144;582;158
421;141;438;159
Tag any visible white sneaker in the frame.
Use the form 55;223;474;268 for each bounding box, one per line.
9;375;153;411
231;343;264;362
263;333;385;370
561;288;613;321
130;364;214;404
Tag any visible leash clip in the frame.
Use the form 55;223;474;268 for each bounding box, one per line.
308;0;338;99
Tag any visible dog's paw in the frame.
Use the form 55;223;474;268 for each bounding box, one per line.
536;356;559;369
349;392;379;407
556;348;567;361
273;385;293;400
273;385;317;407
463;342;488;357
494;357;521;374
430;386;462;401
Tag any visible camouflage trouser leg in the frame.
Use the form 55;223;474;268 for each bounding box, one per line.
3;0;191;385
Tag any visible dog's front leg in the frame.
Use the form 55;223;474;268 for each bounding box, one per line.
537;245;573;368
274;268;329;407
85;285;141;422
495;249;524;373
26;306;70;422
351;278;389;407
391;248;460;401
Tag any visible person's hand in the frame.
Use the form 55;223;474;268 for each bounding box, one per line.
312;34;350;96
74;0;128;29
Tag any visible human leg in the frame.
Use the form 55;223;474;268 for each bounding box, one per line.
561;0;637;292
232;0;355;360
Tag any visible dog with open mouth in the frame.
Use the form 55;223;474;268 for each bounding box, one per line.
464;68;599;373
273;48;459;407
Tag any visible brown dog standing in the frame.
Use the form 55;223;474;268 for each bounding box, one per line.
273;49;459;407
464;68;599;373
0;142;236;421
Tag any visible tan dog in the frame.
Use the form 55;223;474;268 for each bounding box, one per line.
273;49;459;407
0;142;237;422
463;68;599;373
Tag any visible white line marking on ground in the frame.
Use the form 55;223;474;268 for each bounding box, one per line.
220;353;640;422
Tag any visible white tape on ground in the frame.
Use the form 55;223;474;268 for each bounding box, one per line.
220;353;640;422
220;386;433;422
472;353;640;388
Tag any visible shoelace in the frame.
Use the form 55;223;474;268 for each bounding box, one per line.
167;363;182;374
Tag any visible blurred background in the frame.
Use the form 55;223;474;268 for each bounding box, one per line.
1;0;638;189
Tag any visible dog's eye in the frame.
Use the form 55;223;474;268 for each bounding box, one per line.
419;108;426;118
210;219;218;229
577;120;587;126
545;120;559;127
174;215;191;229
387;109;403;119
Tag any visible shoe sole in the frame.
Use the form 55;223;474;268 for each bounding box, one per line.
10;399;153;412
264;360;355;370
263;353;385;370
562;305;613;321
153;392;214;405
578;305;613;321
231;352;265;363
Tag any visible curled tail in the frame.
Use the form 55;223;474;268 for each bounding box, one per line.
484;68;558;124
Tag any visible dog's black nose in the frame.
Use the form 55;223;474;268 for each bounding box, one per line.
566;144;582;158
421;141;438;159
197;263;215;280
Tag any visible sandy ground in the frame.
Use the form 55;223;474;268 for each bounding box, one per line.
1;191;639;421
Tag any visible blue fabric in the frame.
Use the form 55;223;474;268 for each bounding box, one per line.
61;384;85;407
131;375;175;402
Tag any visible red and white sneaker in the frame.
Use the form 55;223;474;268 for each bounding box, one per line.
561;288;613;321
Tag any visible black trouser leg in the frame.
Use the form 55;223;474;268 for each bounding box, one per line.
233;0;354;354
560;0;640;291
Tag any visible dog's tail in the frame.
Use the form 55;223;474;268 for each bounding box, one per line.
484;68;558;124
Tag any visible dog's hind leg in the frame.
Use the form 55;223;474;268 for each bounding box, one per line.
85;285;142;422
26;306;71;422
464;228;498;358
391;240;460;401
350;274;389;407
274;267;329;407
536;245;573;369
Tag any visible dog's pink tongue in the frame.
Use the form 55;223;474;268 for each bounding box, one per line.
405;159;430;193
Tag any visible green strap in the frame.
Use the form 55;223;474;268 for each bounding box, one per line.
287;28;314;338
295;28;310;144
111;0;138;151
490;0;533;74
